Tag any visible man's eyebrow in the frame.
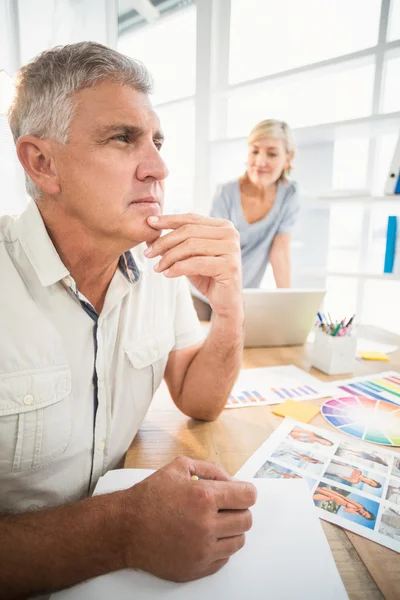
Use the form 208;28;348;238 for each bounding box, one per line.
96;123;144;137
96;123;164;142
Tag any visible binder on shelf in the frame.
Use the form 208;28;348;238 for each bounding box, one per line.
384;216;397;273
385;134;400;195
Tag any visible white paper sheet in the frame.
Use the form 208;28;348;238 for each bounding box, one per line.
356;339;398;355
51;470;347;600
227;364;333;408
237;418;400;554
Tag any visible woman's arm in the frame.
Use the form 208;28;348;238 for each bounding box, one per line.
270;232;291;287
270;182;300;288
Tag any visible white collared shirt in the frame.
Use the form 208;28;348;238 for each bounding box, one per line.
0;200;203;513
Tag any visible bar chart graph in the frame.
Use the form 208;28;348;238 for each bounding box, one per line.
226;365;330;408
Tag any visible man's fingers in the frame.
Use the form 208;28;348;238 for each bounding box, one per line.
215;534;246;559
188;459;233;482
145;224;237;258
215;509;253;539
201;558;230;579
154;239;238;273
212;480;257;510
147;213;231;230
161;256;233;279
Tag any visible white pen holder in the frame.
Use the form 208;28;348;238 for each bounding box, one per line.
310;329;357;375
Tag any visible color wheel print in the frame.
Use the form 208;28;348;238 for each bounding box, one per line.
321;396;400;446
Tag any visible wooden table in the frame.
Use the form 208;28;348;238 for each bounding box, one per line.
125;326;400;600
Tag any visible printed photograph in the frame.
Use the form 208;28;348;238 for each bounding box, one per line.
312;482;379;530
254;459;316;490
392;458;400;479
386;479;400;506
323;459;385;498
335;441;390;473
378;505;400;542
271;442;328;476
286;425;336;451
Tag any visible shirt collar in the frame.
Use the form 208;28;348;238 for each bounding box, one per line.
15;199;142;287
119;250;140;284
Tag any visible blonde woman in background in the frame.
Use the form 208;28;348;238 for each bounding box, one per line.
193;119;299;320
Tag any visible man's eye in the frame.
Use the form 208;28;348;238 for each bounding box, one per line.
111;135;129;143
154;141;163;151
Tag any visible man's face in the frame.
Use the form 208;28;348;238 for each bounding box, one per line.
50;81;168;248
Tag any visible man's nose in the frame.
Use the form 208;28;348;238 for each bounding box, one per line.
137;148;169;181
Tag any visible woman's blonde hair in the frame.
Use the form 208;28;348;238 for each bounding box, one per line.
247;119;296;182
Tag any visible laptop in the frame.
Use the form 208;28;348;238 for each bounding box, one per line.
243;288;326;348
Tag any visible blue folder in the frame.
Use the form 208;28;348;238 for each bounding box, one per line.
384;216;397;274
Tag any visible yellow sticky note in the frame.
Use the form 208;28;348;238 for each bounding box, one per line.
272;400;320;423
358;351;389;362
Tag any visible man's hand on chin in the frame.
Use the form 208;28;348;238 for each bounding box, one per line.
144;213;243;320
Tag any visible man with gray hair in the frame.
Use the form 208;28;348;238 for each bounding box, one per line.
0;42;255;598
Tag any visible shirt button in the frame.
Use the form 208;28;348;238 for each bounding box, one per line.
23;394;34;406
63;276;73;287
98;439;106;451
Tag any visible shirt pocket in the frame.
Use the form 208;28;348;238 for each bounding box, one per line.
0;366;72;473
124;329;176;395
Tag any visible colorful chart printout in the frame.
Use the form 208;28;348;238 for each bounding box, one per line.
321;396;400;447
334;372;400;406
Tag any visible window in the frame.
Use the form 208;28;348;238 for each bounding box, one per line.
226;60;375;138
388;0;400;41
381;51;400;114
229;0;381;84
156;100;195;213
118;6;196;105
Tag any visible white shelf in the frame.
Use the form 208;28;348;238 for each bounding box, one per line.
301;195;400;209
295;269;400;281
210;112;400;148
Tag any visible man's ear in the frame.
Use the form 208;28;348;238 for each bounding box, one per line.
16;136;61;195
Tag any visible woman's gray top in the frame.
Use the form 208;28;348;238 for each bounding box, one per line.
210;179;300;288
